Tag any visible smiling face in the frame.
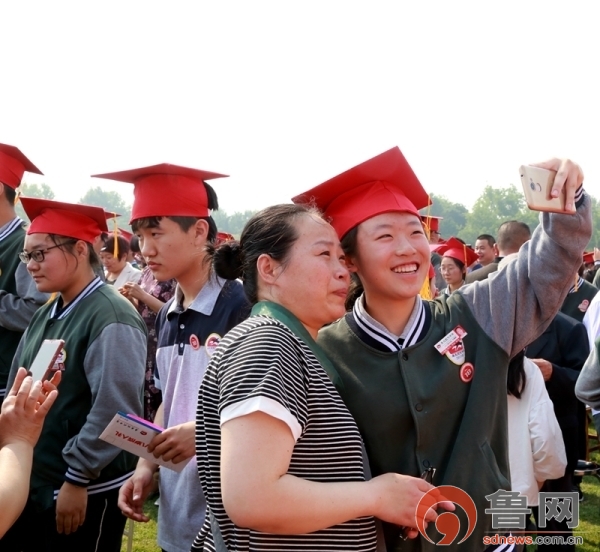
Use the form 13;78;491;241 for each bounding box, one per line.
264;214;350;337
474;238;496;266
347;211;431;305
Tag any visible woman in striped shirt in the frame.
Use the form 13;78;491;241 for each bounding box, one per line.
193;204;450;552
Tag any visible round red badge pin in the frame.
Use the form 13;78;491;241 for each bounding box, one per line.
205;333;221;357
459;362;474;383
579;299;590;312
189;334;200;350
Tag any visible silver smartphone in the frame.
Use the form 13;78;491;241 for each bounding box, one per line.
28;339;65;381
519;165;573;213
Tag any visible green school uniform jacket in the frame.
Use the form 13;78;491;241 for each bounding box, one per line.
560;279;598;323
319;192;592;552
12;280;147;510
0;224;24;381
0;220;48;395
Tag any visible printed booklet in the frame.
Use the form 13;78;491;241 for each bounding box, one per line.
100;412;192;472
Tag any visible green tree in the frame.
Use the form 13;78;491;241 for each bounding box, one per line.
586;194;600;251
212;209;259;238
16;182;56;221
461;184;539;244
20;182;55;199
420;194;469;239
78;187;132;225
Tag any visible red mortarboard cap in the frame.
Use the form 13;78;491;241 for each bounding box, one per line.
438;237;478;266
20;197;108;243
583;251;594;264
421;215;442;233
216;231;235;245
118;228;133;241
103;210;121;220
0;143;43;189
92;163;228;223
292;147;431;238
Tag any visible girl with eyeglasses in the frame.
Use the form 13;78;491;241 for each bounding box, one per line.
1;198;146;552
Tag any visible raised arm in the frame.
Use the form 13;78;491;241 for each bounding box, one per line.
459;159;591;357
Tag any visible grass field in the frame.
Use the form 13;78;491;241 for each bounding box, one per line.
120;499;159;552
121;457;600;551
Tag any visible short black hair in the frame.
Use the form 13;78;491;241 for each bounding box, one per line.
131;215;218;243
476;234;496;247
101;236;130;260
213;204;319;304
497;221;531;253
2;183;16;206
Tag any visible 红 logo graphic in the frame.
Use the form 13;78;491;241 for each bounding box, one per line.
416;486;477;545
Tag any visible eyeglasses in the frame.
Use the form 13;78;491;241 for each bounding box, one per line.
19;241;76;263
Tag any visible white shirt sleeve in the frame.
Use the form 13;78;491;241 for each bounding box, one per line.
582;294;600;414
524;358;567;482
221;396;303;442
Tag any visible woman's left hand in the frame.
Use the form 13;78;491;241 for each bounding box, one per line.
56;482;88;534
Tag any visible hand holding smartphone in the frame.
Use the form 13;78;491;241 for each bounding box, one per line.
27;339;65;382
519;165;575;214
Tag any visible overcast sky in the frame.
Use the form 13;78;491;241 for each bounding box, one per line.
2;1;599;215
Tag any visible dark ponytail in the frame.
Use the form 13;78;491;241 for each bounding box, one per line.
507;349;527;399
340;226;363;311
213;204;320;305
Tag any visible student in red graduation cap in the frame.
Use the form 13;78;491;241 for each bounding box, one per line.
0;198;146;552
435;237;478;295
94;164;248;552
0;144;49;407
293;147;591;552
99;235;142;287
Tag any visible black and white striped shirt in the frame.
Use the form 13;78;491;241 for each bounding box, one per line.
193;315;377;552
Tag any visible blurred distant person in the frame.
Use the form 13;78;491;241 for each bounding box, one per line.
466;221;531;283
0;143;48;407
129;235;145;269
120;267;176;422
422;216;445;291
436;237;477;295
470;234;497;271
421;215;443;244
506;351;566;512
100;235;141;287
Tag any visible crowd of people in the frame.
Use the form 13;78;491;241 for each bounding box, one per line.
1;142;600;552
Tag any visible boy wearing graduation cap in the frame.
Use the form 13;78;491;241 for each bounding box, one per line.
0;144;49;406
293;147;591;551
94;164;248;552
